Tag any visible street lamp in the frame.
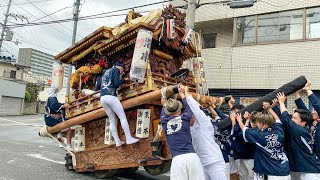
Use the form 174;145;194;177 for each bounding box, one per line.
229;0;256;8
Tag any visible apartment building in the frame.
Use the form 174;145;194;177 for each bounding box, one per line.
18;48;70;86
186;0;320;110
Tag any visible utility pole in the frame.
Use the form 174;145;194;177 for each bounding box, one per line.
186;0;196;29
0;0;12;54
65;0;81;100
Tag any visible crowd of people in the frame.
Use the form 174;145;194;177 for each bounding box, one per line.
161;82;320;180
43;61;320;180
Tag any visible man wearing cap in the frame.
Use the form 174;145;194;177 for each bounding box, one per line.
180;85;227;180
160;85;205;180
99;61;139;147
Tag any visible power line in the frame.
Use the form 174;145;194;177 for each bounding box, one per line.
5;0;171;28
0;0;56;7
13;32;59;53
0;45;15;56
25;0;84;38
30;3;74;23
2;41;17;56
39;0;49;8
11;0;72;38
5;9;154;28
75;0;170;20
131;0;137;7
6;13;131;27
18;39;59;53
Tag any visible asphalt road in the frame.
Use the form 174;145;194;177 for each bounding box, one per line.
0;115;170;180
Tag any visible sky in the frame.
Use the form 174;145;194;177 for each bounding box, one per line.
0;0;167;58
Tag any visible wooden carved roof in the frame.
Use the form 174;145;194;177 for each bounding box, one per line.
54;5;196;64
54;26;113;63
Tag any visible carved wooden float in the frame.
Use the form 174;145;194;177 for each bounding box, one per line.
49;6;212;179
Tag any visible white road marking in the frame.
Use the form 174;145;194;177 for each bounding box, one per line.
0;118;43;127
0;177;15;180
7;158;16;164
23;117;43;121
26;154;65;164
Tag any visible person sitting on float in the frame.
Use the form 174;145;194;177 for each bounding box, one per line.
44;87;72;147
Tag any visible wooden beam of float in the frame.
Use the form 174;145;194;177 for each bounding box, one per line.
47;86;218;134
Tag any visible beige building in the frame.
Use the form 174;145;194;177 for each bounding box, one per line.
173;0;320;109
0;61;26;115
195;0;319;88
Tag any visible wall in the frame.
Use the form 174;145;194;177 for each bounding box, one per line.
23;102;37;115
23;101;45;115
203;40;320;89
194;0;320;22
0;79;26;98
0;79;26;116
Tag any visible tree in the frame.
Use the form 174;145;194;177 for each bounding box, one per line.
26;83;45;102
25;91;31;103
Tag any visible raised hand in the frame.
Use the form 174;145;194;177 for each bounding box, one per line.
276;92;286;103
178;84;185;94
230;112;237;125
305;80;311;91
63;103;70;108
228;97;235;108
236;113;243;123
243;111;250;120
272;98;279;106
263;102;271;110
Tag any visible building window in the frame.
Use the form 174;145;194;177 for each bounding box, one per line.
235;7;319;46
4;70;11;78
306;7;320;39
279;10;303;41
3;70;16;78
236;16;255;45
10;70;16;78
202;33;217;48
257;13;280;43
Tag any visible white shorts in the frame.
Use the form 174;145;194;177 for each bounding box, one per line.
203;161;227;180
225;163;230;180
300;172;320;180
238;159;254;180
254;173;290;180
170;153;205;180
229;157;239;174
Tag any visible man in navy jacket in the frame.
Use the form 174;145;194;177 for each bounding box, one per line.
277;92;320;180
99;62;139;147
